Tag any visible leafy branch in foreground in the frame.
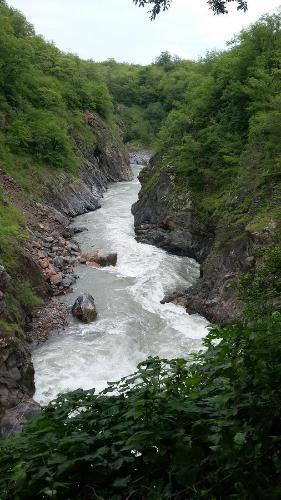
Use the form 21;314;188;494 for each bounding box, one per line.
133;0;248;19
1;314;280;499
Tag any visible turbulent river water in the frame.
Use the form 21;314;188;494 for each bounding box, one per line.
33;166;209;405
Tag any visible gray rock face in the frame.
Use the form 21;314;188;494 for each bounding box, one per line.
0;398;40;437
132;166;212;263
72;294;97;323
46;113;133;218
0;341;37;437
132;160;254;324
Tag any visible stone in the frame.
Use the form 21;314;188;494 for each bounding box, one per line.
95;252;117;267
44;236;54;243
45;265;57;279
1;398;40;437
74;226;88;234
70;243;80;252
83;250;99;262
86;261;101;268
53;256;64;268
50;273;63;286
62;275;76;288
39;258;49;270
31;240;41;249
38;251;46;259
42;242;52;249
84;251;117;267
72;294;97;323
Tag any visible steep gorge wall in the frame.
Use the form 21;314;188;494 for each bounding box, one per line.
0;114;132;436
132;162;257;324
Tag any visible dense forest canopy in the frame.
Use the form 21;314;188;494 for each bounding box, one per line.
0;1;281;498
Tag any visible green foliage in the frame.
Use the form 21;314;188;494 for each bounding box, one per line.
99;57;196;147
240;245;281;319
0;190;25;269
134;0;248;19
0;0;114;176
1;314;280;498
17;281;44;309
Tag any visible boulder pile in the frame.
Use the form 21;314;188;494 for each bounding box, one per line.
28;223;83;295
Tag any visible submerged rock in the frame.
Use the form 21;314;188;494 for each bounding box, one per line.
72;294;97;323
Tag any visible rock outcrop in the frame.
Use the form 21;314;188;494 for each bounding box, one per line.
46;113;132;218
132;165;213;263
83;250;118;268
132;161;254;324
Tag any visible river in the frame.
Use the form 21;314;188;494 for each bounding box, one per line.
33;166;209;405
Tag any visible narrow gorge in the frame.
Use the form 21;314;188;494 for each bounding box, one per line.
33;163;208;405
0;2;281;497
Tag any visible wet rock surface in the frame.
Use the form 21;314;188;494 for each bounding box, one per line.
83;250;118;268
72;294;97;323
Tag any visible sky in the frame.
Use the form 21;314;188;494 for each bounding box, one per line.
6;0;281;64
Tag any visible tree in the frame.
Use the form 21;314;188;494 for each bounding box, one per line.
133;0;248;19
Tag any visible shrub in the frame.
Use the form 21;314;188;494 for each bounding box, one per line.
1;315;280;499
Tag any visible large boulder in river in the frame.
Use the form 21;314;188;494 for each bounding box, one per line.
95;252;117;267
84;250;117;268
72;294;97;323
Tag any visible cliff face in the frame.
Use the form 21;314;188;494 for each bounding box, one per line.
44;113;132;217
0;114;132;436
132;166;212;263
132;162;256;324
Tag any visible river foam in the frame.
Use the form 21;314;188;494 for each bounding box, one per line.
33;166;208;404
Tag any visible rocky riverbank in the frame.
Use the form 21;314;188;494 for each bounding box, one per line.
132;160;257;324
0;114;132;436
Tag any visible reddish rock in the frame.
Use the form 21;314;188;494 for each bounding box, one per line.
44;265;57;279
86;261;101;268
83;250;117;267
83;250;99;262
39;258;49;270
50;273;63;285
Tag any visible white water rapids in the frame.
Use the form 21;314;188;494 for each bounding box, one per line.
33;166;209;405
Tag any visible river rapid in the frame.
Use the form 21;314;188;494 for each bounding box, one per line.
33;166;209;405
